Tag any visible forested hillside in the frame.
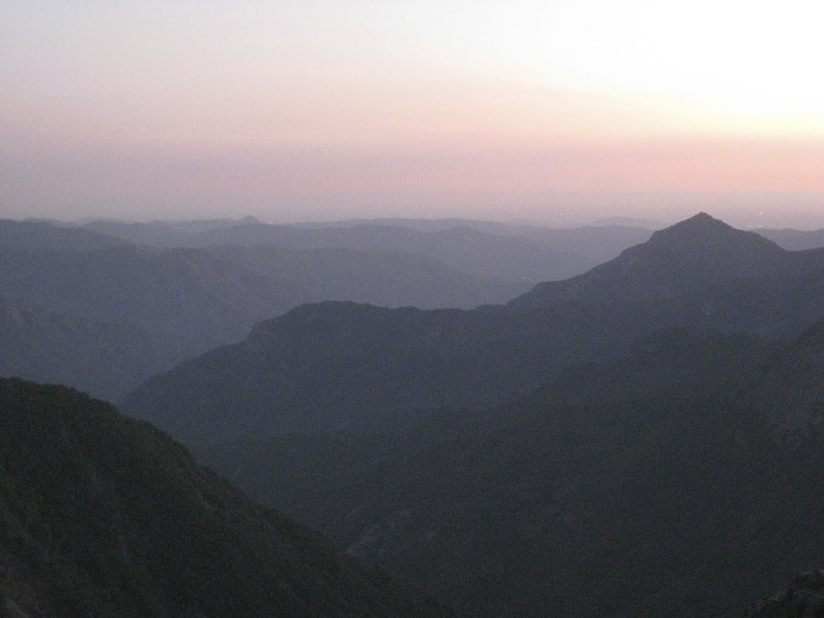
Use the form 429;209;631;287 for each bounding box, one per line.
0;378;455;618
203;320;824;617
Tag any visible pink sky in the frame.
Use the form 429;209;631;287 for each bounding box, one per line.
2;1;823;226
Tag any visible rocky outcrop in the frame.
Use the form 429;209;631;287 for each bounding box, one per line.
746;570;824;618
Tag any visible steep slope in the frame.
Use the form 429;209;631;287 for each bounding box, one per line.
0;378;455;618
204;322;824;618
508;213;824;311
120;302;567;444
0;294;173;400
125;294;758;445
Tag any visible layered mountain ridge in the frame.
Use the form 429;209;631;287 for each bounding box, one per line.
122;213;824;446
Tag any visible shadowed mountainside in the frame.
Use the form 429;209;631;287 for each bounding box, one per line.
0;378;456;618
737;317;824;429
745;570;824;617
203;321;824;618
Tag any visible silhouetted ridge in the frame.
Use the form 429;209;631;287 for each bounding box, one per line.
122;211;824;447
644;212;775;251
508;213;805;310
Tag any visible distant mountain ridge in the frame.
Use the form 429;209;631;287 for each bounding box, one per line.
84;218;653;284
122;214;824;446
0;219;125;252
508;213;824;311
0;293;172;400
0;237;526;399
757;227;824;251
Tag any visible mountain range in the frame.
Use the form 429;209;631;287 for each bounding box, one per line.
83;217;655;283
0;220;540;399
122;213;824;446
0;294;172;399
5;211;824;616
0;217;663;401
509;212;824;310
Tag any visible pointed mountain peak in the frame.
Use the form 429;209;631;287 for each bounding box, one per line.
671;212;732;234
645;212;780;253
507;213;810;311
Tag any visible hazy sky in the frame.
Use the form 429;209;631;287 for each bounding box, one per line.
2;1;823;227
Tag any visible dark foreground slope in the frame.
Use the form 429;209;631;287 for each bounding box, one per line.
0;378;454;618
203;321;824;618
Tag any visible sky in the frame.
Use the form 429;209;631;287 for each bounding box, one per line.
2;1;824;228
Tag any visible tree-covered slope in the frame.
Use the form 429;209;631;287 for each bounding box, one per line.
0;378;455;618
119;298;703;445
745;570;824;617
